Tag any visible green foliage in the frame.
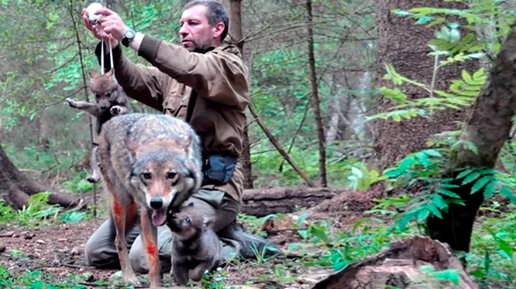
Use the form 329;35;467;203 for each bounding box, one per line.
378;144;516;229
369;64;485;122
0;264;89;289
418;265;460;286
468;207;516;288
0;192;90;227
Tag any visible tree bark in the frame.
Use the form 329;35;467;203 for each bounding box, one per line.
427;24;516;252
0;143;78;209
227;0;253;188
373;0;476;171
306;0;327;187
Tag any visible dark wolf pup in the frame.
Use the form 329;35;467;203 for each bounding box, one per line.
66;69;129;183
97;113;202;287
167;202;221;285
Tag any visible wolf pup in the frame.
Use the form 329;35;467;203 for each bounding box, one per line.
97;113;202;288
66;69;129;183
168;203;222;285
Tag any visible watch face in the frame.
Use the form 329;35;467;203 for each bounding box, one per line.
125;30;135;39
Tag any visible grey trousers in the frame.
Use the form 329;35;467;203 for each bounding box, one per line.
84;189;240;273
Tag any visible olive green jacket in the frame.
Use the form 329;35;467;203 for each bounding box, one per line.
99;35;249;202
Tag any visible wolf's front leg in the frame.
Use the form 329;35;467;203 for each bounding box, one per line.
65;98;101;117
140;212;161;288
111;195;140;285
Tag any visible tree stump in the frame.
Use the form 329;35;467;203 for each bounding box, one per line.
312;235;478;289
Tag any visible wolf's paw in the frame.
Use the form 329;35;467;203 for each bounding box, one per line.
109;271;141;287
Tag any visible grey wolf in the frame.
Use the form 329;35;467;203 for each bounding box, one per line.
167;202;221;285
66;69;129;183
97;113;202;287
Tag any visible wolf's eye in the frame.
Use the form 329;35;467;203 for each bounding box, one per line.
184;217;191;224
141;172;152;180
105;92;111;98
95;93;101;99
167;172;177;179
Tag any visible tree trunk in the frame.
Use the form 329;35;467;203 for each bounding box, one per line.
427;24;516;252
227;0;253;188
0;144;78;209
373;0;476;171
306;0;327;187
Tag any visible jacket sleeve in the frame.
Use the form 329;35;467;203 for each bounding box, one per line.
137;35;249;110
95;42;171;111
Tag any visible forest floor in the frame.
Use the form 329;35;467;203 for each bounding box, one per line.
0;185;385;288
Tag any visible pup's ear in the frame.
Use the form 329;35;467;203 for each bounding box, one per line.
203;216;213;229
105;69;114;77
89;70;100;79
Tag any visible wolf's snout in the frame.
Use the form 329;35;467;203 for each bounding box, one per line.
150;197;163;209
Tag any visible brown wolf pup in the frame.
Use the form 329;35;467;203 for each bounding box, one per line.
167;203;221;285
97;113;202;288
66;69;129;183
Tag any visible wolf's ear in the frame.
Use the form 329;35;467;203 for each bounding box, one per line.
105;69;114;77
89;70;100;79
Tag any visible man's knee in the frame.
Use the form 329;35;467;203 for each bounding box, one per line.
85;235;119;269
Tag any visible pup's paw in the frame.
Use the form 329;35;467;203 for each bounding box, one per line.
65;98;77;108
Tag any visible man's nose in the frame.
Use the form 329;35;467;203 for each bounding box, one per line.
179;25;188;37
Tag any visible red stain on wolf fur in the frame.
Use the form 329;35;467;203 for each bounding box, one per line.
147;244;158;256
112;199;123;216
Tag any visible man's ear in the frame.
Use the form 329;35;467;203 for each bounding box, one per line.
212;22;225;39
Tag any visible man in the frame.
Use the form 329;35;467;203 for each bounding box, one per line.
83;0;274;273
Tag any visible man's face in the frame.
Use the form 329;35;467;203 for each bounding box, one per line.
179;5;215;52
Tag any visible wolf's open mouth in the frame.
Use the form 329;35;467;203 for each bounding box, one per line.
151;207;167;226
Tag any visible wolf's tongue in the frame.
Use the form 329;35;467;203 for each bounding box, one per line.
152;207;167;226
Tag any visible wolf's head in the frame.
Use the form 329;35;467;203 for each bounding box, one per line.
128;142;200;226
89;69;122;111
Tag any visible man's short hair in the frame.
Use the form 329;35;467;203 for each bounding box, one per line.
184;0;229;41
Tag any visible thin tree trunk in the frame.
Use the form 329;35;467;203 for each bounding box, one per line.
427;24;516;252
249;105;316;187
68;0;98;216
306;0;327;187
227;0;253;188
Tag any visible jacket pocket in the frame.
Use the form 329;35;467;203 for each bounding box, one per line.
163;95;187;119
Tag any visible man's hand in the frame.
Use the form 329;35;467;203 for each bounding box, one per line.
82;7;127;47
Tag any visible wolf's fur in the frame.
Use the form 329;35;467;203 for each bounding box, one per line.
97;113;202;287
168;203;221;285
66;69;129;183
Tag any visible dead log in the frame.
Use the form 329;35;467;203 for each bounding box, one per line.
312;235;478;289
241;187;350;216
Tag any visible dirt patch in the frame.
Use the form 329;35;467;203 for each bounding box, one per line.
0;187;380;288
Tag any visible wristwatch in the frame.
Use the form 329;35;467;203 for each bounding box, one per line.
121;29;137;47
